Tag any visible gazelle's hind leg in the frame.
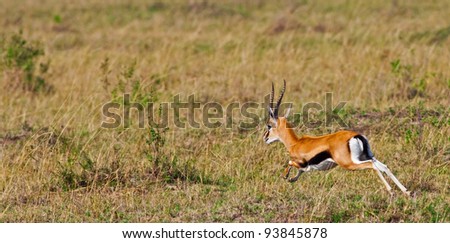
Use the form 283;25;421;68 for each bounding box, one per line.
349;136;409;196
346;162;394;194
374;167;392;194
373;159;410;196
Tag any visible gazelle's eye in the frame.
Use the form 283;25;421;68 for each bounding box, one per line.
267;125;272;130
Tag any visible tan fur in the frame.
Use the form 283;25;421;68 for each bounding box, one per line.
265;117;363;170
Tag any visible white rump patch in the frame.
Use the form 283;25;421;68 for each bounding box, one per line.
349;137;370;164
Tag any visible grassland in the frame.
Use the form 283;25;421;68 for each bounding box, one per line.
0;0;449;222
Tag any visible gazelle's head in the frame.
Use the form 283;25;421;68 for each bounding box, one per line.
263;80;291;144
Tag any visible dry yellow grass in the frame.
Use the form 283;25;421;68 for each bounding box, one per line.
0;0;449;222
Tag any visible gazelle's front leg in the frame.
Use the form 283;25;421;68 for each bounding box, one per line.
287;160;303;183
282;160;297;179
282;162;292;179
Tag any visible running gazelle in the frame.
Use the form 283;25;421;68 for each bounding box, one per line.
263;81;410;196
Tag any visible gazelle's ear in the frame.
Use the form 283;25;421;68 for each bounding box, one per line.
267;106;278;126
268;106;275;118
284;104;292;118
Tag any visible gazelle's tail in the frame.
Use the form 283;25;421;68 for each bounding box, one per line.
354;134;374;160
349;135;374;162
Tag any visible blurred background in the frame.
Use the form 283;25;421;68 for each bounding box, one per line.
0;0;448;222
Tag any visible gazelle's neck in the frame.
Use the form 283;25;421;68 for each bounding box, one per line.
279;127;299;149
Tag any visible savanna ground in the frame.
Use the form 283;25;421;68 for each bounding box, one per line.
0;0;449;222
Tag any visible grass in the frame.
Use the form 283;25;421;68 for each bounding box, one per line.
0;0;449;222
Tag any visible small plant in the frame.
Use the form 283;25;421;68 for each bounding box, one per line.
0;32;52;93
390;59;402;75
56;132;96;191
331;211;347;223
144;125;208;184
404;129;413;144
53;14;62;24
390;59;412;78
412;78;427;97
109;61;156;108
389;58;428;99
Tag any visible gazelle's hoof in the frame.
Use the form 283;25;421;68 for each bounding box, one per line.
403;191;411;197
288;177;298;183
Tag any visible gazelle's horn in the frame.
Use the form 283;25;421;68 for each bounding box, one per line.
269;82;274;110
274;80;286;118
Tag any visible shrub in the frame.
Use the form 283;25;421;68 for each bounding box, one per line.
0;32;52;93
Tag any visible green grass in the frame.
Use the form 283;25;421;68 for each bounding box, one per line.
0;0;449;222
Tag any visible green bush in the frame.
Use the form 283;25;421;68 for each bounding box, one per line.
0;32;52;93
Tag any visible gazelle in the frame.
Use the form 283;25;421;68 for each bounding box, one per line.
263;80;410;196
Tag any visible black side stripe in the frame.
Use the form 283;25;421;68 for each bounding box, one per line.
304;151;332;167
